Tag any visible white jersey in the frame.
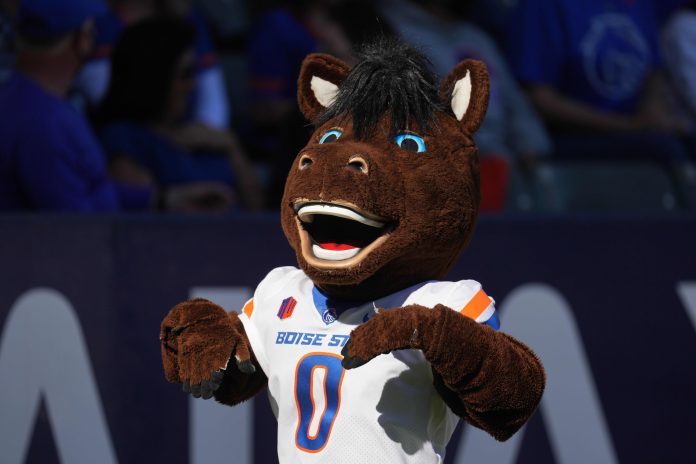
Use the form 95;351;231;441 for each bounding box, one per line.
240;266;499;464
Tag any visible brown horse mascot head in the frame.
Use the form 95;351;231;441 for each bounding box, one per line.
281;39;490;300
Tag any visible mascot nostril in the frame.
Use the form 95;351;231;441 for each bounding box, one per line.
161;38;545;462
346;156;368;174
298;154;313;170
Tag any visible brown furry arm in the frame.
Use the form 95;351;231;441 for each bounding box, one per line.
426;307;545;440
341;304;545;440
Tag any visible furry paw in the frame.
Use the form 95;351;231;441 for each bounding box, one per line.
160;298;255;397
340;304;431;369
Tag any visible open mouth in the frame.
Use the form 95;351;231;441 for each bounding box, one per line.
294;201;393;267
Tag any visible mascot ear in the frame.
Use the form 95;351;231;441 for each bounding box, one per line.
440;60;490;135
298;53;352;122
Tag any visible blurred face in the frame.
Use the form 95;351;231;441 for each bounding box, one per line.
166;49;195;122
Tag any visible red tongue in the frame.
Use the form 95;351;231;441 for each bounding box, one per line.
318;242;358;251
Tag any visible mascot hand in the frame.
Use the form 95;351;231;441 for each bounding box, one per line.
341;304;441;369
160;298;256;399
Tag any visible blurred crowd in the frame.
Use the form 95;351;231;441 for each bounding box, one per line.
1;0;696;213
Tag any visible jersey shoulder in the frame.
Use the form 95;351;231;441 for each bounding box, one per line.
407;280;500;330
242;266;307;319
257;266;306;296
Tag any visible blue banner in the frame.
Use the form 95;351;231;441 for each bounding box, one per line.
1;215;694;464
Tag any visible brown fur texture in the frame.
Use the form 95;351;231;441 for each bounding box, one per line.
341;304;545;440
160;299;266;402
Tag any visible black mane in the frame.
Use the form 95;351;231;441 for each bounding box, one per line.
316;38;444;139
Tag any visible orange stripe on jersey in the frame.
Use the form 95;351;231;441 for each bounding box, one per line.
460;289;490;320
242;299;254;318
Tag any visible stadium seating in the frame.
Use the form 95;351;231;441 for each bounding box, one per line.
519;160;681;213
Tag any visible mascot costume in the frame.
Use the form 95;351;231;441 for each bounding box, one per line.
160;39;545;463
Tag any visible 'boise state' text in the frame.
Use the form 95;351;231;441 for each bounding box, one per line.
275;331;350;347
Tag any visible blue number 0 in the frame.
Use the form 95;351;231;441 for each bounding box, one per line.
294;352;345;452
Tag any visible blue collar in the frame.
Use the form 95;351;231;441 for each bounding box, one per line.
311;286;364;325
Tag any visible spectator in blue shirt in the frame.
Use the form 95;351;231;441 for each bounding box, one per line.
506;0;689;165
0;0;127;211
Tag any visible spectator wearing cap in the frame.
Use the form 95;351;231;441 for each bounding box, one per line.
0;0;128;211
0;0;228;212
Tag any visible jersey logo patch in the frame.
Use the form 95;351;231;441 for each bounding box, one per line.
277;297;297;320
321;309;337;325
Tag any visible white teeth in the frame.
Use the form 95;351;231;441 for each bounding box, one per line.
297;204;385;228
312;244;361;261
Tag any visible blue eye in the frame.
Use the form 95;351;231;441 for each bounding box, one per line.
394;133;426;153
319;129;343;144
